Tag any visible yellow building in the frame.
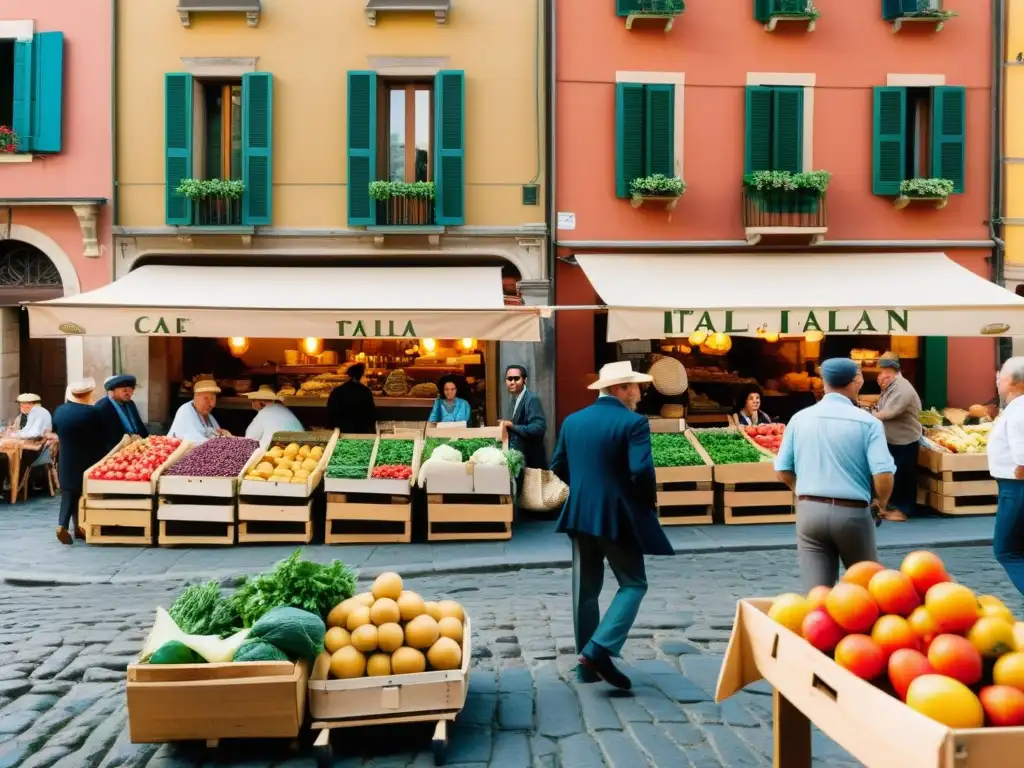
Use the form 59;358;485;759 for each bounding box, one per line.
112;0;549;426
1005;0;1024;316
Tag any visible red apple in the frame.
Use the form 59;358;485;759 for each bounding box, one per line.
802;607;846;652
888;648;934;701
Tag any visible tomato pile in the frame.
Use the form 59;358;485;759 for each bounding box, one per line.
88;436;182;482
371;464;413;480
743;423;785;453
769;551;1024;729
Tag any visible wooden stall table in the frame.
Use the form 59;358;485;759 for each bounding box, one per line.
0;437;46;504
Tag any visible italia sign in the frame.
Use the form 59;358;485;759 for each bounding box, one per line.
661;309;911;336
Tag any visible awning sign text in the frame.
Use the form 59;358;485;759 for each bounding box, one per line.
661;309;910;336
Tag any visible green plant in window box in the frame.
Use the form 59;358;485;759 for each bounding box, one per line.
368;181;437;226
630;174;685;200
904;2;957;22
744;170;830;215
634;0;685;15
899;178;954;199
175;179;246;226
368;181;436;201
758;0;820;23
0;126;22;154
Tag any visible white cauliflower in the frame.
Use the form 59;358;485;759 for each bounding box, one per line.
416;444;465;487
469;446;507;467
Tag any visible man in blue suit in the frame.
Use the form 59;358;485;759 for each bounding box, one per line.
95;374;148;454
551;361;673;689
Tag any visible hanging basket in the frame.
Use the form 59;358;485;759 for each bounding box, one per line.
648;357;688;396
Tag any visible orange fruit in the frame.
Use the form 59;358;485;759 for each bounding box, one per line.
967;616;1016;659
925;582;979;634
908;606;939;643
826;582;879;634
768;593;812;635
805;585;831;611
906;675;984;728
978;597;1016;624
900;551;950;597
927;634;983;686
888;648;933;701
834;635;886;680
994;651;1024;692
871;615;919;660
980;685;1024;727
868;569;921;617
841;561;886;590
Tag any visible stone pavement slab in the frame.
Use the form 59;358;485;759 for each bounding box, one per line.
0;497;996;586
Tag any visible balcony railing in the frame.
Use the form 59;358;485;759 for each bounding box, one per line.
194;197;243;227
742;187;828;245
374;197;436;227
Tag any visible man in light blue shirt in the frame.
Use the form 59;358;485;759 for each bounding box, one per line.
775;358;896;590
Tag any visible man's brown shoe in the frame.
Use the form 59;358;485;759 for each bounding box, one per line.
74;526;87;541
56;526;73;545
881;508;908;522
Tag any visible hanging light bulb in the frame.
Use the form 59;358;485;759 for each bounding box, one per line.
709;332;732;352
460;338;475;350
227;337;249;356
301;337;323;356
804;330;825;343
688;330;708;346
763;332;780;343
421;338;437;353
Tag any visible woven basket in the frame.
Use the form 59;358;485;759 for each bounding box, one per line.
520;468;569;512
660;404;685;419
648;357;688;396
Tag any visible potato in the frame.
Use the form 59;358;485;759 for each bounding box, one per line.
300;458;318;472
284;443;300;457
269;446;284;458
274;457;293;469
298;445;311;458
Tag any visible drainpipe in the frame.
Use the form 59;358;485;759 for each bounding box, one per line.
992;0;1009;365
543;0;556;422
110;0;120;375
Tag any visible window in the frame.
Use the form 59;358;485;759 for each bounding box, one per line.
882;0;942;19
346;70;465;227
614;83;675;198
872;85;965;196
0;33;63;153
164;72;274;226
744;85;803;174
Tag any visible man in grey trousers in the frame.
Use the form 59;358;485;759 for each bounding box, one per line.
774;358;896;590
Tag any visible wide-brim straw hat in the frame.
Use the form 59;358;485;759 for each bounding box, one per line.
588;361;653;390
193;379;222;395
246;385;282;402
65;378;97;402
16;393;40;404
647;357;688;396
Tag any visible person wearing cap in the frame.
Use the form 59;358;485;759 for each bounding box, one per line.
95;373;148;454
168;378;231;443
326;363;377;435
774;357;897;590
427;375;471;424
872;352;923;522
52;379;104;545
244;385;303;445
11;393;52;440
551;361;673;690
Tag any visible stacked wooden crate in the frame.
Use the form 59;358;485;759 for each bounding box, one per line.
917;445;996;516
157;456;236;546
650;420;713;526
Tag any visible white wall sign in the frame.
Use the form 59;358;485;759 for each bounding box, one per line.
557;212;576;231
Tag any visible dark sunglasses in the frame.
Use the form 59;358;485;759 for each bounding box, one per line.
506;376;522;382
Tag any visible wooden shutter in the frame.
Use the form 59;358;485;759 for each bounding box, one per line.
772;87;803;173
12;40;33;152
346;71;377;226
644;84;674;178
754;0;771;23
31;32;63;153
744;86;773;174
435;70;466;226
922;338;948;410
615;82;644;198
616;0;644;15
931;85;966;194
242;72;273;226
165;73;194;226
872;86;906;196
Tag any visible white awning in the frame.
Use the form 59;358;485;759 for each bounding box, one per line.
576;252;1024;342
26;265;541;342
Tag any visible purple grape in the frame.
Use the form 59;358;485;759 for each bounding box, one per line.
164;437;261;477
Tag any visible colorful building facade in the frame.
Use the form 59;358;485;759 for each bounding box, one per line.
1004;0;1024;336
113;0;549;426
0;1;114;416
555;0;996;425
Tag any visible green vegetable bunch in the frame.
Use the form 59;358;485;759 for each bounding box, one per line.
693;430;765;465
502;448;525;478
374;439;415;467
423;437;500;462
169;580;241;637
326;438;374;479
650;434;704;468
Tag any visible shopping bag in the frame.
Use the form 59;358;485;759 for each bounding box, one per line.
519;468;568;512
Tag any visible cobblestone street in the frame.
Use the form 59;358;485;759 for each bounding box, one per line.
0;545;1019;768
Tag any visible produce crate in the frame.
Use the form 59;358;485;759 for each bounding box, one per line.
422;426;511;495
654;430;714;526
323;432;421;495
323;433;378;493
715;598;1024;767
917;445;996;516
324;492;412;544
157;499;235;546
238;429;339;498
426;494;513;541
309;618;471;766
237;499;314;544
126;659;309;745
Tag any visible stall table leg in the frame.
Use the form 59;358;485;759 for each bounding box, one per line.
313;727;331;768
773;689;812;767
432;719;448;765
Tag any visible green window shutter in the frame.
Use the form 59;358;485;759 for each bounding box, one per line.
435;70;466;226
744;86;772;174
644;84;675;178
615;82;644;198
882;0;905;19
12;40;33;152
31;32;63;153
241;72;273;226
347;70;376;226
872;86;906;195
616;0;643;16
165;72;193;226
771;86;803;173
754;0;771;23
931;85;966;194
922;337;948;410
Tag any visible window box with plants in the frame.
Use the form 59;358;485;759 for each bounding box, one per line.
894;178;954;210
369;181;437;227
630;174;685;212
176;179;246;227
742;170;829;244
754;0;819;32
0;127;31;163
883;0;957;33
617;0;685;32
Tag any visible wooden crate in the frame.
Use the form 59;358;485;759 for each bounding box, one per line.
237;499;314;544
322;433;378;493
83;436;190;497
655;431;714;526
922;491;996;517
238;429;339;498
157;501;235;546
127;659;309;745
917;445;996;517
323;431;421;495
82;501;153;546
918;445;989;474
324;492;412;544
426;494;513;541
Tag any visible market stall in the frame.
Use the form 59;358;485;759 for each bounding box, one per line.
648;420;714;525
917;408;997;516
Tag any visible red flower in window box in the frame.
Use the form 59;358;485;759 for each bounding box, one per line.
0;126;20;154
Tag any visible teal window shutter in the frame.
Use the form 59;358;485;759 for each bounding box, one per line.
31;32;63;153
931;85;966;194
616;0;644;15
922;337;948;410
435;70;466;226
165;73;193;226
12;40;33;152
347;71;376;227
242;72;273;226
754;0;771;23
615;82;644;198
744;85;772;173
644;84;675;178
873;86;906;195
772;86;803;173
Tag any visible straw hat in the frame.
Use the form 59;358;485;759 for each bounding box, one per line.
246;384;282;402
587;361;653;390
16;393;40;404
65;378;97;402
647;357;688;396
193;378;222;395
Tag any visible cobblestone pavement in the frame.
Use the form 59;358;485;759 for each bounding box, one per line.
0;546;1020;768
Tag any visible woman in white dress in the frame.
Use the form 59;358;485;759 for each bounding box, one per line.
244;385;303;446
168;379;231;443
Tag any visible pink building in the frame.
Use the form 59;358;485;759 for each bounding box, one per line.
0;1;113;415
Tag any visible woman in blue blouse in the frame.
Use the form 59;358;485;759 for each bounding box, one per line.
428;376;471;424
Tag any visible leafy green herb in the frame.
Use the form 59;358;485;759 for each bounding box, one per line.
650;434;704;468
502;448;525;478
169;581;241;637
693;430;765;465
423;437;500;462
373;439;415;467
327;439;374;479
227;550;357;628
